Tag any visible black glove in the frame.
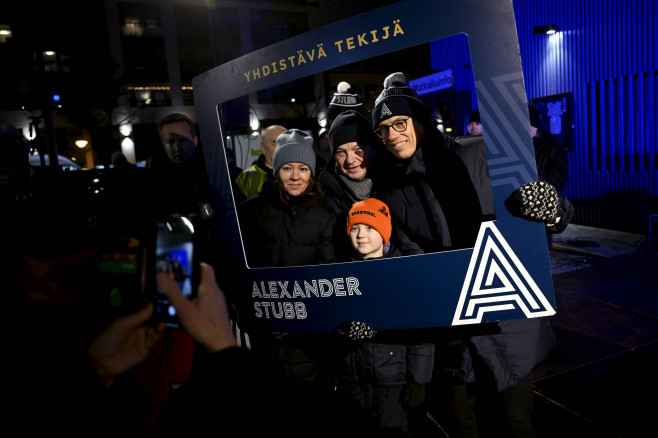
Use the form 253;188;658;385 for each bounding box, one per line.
505;180;559;222
400;381;426;409
336;321;376;342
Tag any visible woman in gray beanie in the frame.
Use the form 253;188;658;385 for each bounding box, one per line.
236;129;337;391
237;128;335;268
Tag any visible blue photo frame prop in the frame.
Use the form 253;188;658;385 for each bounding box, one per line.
193;0;556;333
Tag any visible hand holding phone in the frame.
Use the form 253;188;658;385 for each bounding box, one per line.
157;263;237;353
153;214;200;327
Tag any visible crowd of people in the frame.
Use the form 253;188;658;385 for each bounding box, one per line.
230;72;573;437
4;71;574;437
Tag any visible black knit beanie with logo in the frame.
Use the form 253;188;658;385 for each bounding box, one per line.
328;110;380;154
469;109;481;124
371;72;428;130
326;81;369;123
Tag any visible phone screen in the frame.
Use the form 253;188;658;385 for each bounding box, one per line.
154;214;198;327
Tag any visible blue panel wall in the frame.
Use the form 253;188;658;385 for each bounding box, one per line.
513;0;656;233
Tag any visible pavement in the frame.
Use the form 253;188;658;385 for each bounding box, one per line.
532;223;657;437
548;223;651;274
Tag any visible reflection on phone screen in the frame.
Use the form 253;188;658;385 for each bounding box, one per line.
155;215;196;326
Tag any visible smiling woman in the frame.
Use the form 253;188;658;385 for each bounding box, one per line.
234;128;338;391
236;128;335;269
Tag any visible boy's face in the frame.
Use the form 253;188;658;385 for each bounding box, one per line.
349;224;384;259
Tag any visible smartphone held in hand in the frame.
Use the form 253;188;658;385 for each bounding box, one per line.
153;214;200;327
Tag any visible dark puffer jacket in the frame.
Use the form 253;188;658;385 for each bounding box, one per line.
533;129;569;191
374;129;483;255
374;129;554;393
448;134;496;220
335;244;435;433
236;180;337;385
338;245;435;389
318;158;376;261
236;180;336;268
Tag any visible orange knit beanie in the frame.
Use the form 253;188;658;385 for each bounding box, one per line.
346;198;392;245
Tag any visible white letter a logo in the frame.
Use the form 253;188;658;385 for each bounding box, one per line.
452;222;556;325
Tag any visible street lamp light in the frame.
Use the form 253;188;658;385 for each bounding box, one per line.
119;123;133;136
75;139;94;168
533;24;559;35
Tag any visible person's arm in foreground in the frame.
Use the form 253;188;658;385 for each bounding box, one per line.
157;263;376;437
87;304;165;388
86;262;237;389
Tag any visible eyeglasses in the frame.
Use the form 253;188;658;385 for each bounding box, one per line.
376;117;411;139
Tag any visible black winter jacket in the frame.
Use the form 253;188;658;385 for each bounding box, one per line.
331;244;434;434
318;159;376;261
374;129;483;255
237;180;336;268
373;130;555;393
533;129;569;191
338;244;435;388
448;134;496;220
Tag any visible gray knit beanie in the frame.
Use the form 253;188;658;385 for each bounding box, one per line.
272;129;317;177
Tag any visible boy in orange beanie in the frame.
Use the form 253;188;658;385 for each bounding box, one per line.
336;198;434;436
346;197;396;259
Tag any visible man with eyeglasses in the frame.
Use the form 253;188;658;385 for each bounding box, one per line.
371;72;556;438
371;72;482;254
